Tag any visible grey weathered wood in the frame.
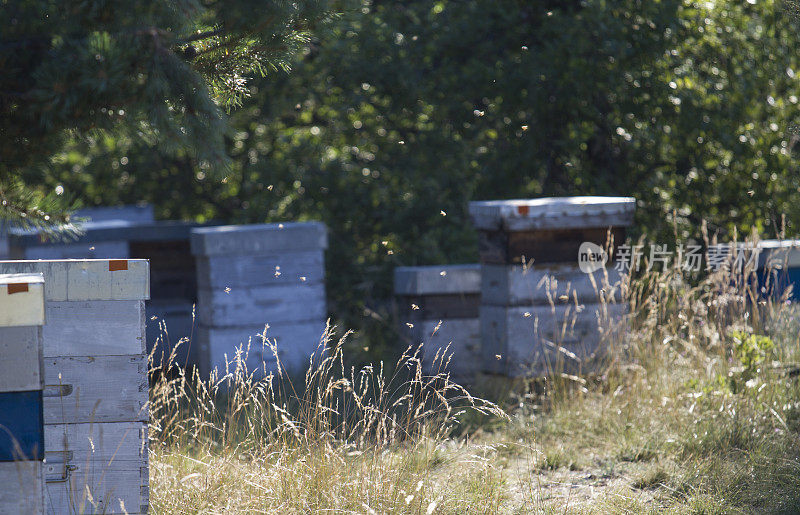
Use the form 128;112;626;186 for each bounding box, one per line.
43;354;148;424
22;241;129;260
481;303;627;377
195;250;325;288
0;461;44;514
196;321;328;378
481;264;622;306
416;319;481;382
476;226;626;265
42;300;145;357
469;197;636;232
197;284;326;327
0;326;43;392
44;422;148;515
394;264;481;296
191;221;328;256
0;260;150;302
191;223;328;377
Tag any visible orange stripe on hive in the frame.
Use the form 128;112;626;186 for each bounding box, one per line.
108;259;128;271
8;283;29;294
517;205;530;216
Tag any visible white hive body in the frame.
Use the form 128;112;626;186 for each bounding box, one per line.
0;273;46;514
469;196;634;378
394;264;482;384
190;222;329;379
0;260;151;514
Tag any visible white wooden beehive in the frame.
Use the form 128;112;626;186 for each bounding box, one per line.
0;273;46;514
469;197;634;377
190;222;329;379
0;259;150;514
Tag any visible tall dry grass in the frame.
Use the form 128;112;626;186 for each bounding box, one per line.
497;233;800;511
148;322;507;512
147;232;800;512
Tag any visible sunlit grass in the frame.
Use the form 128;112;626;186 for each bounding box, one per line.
147;236;800;513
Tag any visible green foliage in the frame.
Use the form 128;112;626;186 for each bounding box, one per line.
0;0;339;223
17;0;800;340
730;330;775;372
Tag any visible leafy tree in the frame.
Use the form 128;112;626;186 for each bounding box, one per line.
1;0;336;230
28;0;800;348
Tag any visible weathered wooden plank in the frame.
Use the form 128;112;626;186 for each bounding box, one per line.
476;227;626;265
469;197;636;232
195;250;325;289
481;264;622;306
44;422;148;515
0;260;150;302
43;355;148;424
0;461;44;514
0;326;43;393
44;460;146;515
191;221;328;256
481;303;627;377
197;284;326;327
394;264;481;296
195;321;328;378
42;300;146;357
0;273;45;327
22;241;129;260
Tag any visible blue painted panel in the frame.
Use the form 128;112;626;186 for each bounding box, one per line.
754;267;800;301
0;390;44;462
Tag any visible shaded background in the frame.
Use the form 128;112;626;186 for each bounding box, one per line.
18;0;800;354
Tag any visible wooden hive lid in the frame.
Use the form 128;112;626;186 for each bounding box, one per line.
191;221;328;256
469;196;635;232
0;260;149;301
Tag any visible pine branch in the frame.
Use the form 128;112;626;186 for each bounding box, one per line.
0;179;82;240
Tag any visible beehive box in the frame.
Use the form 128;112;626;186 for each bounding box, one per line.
395;264;482;383
743;240;800;301
191;222;329;378
0;273;46;514
0;260;150;514
469;197;634;377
